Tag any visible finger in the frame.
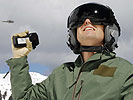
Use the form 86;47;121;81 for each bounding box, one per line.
11;30;29;48
13;30;29;37
11;33;26;49
25;30;29;34
26;38;32;52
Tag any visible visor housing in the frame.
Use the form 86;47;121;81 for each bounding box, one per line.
68;3;117;30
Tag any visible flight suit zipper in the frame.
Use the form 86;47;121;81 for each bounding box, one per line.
72;57;90;100
72;72;82;100
72;70;84;100
77;80;84;100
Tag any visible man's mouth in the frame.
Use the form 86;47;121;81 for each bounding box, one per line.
83;26;96;31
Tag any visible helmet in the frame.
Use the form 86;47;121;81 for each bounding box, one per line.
67;3;121;54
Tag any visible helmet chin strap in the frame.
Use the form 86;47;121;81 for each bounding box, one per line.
80;46;103;52
80;36;115;53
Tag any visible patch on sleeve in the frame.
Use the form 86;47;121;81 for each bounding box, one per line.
93;65;117;77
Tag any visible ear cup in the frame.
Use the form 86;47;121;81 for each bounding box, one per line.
69;30;78;47
104;24;119;51
67;30;80;54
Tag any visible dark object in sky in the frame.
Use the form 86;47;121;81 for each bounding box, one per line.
2;20;14;23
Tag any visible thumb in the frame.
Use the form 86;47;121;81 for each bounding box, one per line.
26;38;32;52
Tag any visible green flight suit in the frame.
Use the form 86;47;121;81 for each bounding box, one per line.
6;51;133;100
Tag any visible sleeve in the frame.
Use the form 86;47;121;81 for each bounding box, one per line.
120;69;133;100
6;56;48;100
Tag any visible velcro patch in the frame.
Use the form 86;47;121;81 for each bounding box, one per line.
93;65;116;77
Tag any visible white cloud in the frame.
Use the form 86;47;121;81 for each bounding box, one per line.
115;38;133;63
28;50;78;68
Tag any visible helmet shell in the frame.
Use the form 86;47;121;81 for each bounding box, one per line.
67;3;121;54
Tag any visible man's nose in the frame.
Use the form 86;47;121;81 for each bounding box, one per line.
84;19;92;25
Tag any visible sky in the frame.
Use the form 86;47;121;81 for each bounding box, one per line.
0;0;133;76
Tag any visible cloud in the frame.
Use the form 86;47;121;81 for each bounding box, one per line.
115;38;133;63
0;0;133;75
28;50;78;68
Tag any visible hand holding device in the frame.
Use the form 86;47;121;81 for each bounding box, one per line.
11;30;39;58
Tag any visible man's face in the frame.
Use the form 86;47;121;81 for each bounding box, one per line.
77;19;104;46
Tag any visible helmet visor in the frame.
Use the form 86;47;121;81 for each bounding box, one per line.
68;3;114;29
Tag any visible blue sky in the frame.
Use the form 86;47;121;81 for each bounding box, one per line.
29;63;52;75
0;0;133;76
0;62;51;75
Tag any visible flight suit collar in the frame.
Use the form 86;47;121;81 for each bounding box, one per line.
75;51;116;67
